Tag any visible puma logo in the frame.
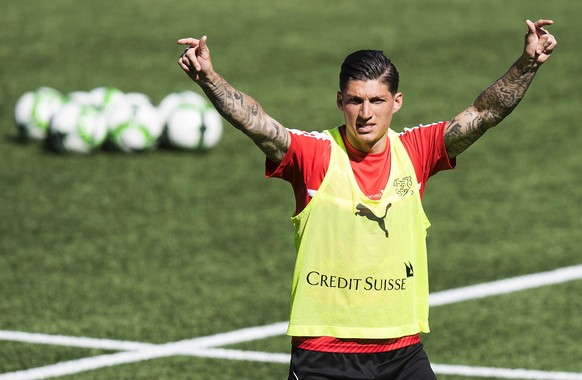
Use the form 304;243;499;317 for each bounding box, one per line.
355;203;392;238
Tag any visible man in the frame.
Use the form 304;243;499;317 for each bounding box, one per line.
178;19;557;380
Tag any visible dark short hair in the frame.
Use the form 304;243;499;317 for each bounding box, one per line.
339;50;399;95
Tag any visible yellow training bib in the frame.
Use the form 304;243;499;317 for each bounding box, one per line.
288;127;431;339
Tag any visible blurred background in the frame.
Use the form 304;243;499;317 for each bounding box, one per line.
1;0;580;379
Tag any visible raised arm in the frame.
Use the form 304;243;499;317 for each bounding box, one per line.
443;19;557;159
178;36;290;163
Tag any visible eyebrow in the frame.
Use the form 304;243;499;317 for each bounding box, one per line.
346;94;387;101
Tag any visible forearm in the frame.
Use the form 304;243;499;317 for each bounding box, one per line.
444;57;540;158
198;71;264;133
443;19;556;159
474;56;539;128
197;71;289;162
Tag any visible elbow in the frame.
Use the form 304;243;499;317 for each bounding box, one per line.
481;108;512;129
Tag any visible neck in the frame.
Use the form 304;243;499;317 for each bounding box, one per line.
343;127;389;154
342;126;389;155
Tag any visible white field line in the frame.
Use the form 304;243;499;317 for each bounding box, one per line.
0;331;154;351
429;264;582;307
0;322;290;380
1;265;582;380
0;321;289;353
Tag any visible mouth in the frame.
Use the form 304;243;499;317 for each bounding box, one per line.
356;123;375;133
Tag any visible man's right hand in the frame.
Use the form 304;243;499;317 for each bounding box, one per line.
177;35;214;83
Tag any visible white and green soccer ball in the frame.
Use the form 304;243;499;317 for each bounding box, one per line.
67;91;94;106
160;92;223;151
47;100;108;154
88;86;125;108
123;92;154;109
69;87;127;118
158;91;206;122
107;100;164;152
14;87;65;140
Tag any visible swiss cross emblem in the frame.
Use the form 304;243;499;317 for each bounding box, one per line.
393;176;413;196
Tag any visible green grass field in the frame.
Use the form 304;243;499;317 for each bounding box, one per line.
1;0;581;379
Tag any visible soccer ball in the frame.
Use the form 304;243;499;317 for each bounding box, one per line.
69;87;127;120
89;86;124;106
88;86;126;112
106;100;164;152
68;91;95;106
68;87;125;109
47;100;108;154
158;91;206;122
161;92;223;151
123;92;155;108
14;87;65;140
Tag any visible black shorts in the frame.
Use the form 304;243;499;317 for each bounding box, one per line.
288;343;436;380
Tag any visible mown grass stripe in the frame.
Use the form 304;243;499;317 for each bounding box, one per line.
1;267;581;380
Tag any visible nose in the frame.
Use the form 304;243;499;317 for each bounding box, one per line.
359;101;372;119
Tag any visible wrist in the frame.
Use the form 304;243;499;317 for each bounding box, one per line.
516;54;541;74
198;69;220;86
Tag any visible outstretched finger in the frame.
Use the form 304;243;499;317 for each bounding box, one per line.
526;19;554;36
177;37;200;47
533;19;554;29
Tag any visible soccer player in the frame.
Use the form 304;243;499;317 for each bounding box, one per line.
178;19;557;380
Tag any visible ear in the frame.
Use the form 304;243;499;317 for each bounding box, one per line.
336;91;344;111
392;92;403;113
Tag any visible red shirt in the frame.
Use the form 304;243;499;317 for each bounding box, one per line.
266;121;455;353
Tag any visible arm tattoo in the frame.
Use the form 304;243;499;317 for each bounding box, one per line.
474;61;537;124
200;74;289;162
444;110;488;158
445;59;538;158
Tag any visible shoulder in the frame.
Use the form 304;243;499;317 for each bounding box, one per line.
266;128;333;215
266;128;332;179
288;128;332;143
286;128;333;162
287;128;333;165
398;121;449;161
396;121;455;195
398;121;447;141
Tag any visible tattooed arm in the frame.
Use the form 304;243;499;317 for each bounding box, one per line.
177;36;290;163
444;19;557;159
